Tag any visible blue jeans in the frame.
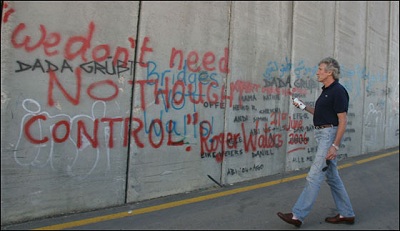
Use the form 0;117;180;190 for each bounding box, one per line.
292;127;355;222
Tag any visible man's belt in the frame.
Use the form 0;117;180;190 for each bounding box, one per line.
314;124;334;129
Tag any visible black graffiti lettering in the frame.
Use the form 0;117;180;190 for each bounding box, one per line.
293;78;317;90
79;58;132;76
61;60;73;73
116;59;130;76
263;76;291;88
15;59;74;73
32;59;45;72
80;61;94;73
15;61;31;72
45;60;59;72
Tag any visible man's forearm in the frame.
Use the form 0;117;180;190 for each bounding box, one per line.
304;105;314;115
334;113;347;146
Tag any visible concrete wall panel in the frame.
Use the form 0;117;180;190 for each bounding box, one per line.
223;1;293;184
363;1;390;153
385;1;399;148
126;1;231;202
287;1;335;171
1;1;139;224
335;1;367;158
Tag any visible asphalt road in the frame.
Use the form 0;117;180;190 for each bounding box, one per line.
2;147;399;230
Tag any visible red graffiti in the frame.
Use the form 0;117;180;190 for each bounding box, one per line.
138;37;153;67
52;120;70;143
270;112;304;131
10;21;153;66
22;113;191;150
169;47;230;73
242;121;283;152
230;80;261;106
134;77;233;111
199;121;284;163
147;119;189;148
24;115;49;144
86;79;119;101
77;119;99;148
47;68;120;106
200;121;241;163
270;112;287;127
2;2;15;23
23;115;145;149
124;117;145;148
47;68;81;106
101;117;123;148
148;119;163;148
288;132;309;145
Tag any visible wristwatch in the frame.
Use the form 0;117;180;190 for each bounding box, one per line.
332;143;339;151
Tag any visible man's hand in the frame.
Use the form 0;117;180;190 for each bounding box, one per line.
326;146;338;160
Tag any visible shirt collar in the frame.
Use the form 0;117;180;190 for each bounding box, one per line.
322;80;338;90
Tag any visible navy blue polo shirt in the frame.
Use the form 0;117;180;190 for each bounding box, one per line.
313;80;349;126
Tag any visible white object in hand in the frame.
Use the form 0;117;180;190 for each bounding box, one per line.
293;98;306;110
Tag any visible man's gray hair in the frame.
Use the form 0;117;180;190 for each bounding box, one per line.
319;57;340;80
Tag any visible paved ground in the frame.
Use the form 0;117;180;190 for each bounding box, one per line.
2;147;399;230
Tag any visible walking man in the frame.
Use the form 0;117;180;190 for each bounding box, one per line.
277;57;355;227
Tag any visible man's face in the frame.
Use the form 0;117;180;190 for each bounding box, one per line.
316;63;332;83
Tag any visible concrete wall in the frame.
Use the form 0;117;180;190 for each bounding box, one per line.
1;1;398;225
